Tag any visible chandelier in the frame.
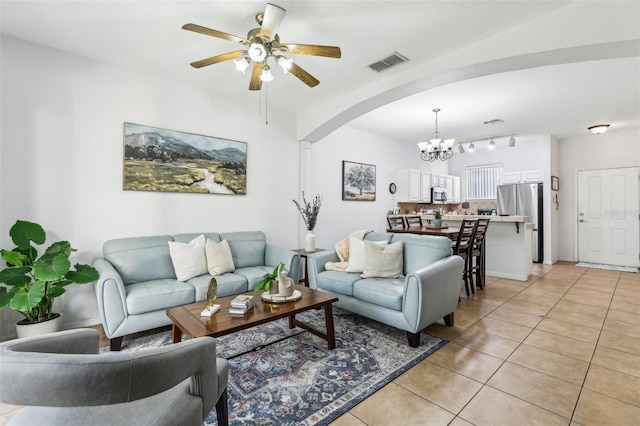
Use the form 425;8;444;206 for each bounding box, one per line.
417;108;455;162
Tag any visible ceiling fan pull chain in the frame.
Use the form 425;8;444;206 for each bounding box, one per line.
265;84;269;125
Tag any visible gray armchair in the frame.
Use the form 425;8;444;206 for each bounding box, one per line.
0;329;229;426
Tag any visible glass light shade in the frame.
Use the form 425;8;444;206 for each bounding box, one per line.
468;143;475;153
444;139;455;149
259;66;274;82
588;124;610;134
429;137;442;145
277;56;293;73
248;40;268;62
233;57;250;74
417;142;429;152
488;139;496;150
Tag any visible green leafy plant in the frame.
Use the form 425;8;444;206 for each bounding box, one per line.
253;262;284;293
0;220;99;323
433;210;442;219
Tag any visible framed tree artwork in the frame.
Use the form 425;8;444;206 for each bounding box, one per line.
342;160;376;201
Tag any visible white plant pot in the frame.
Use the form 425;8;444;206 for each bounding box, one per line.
305;230;316;252
16;313;63;339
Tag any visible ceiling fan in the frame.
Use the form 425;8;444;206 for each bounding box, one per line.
182;3;341;91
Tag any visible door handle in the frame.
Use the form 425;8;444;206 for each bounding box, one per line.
579;219;585;222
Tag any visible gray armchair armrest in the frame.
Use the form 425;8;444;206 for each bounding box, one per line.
265;245;301;283
92;257;128;339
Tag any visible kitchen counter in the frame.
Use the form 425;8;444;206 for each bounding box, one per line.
387;214;530;223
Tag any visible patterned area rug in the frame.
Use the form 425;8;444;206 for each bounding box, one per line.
109;307;446;425
576;262;638;273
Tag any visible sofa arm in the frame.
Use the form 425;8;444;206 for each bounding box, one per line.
265;245;301;283
402;255;464;331
307;250;339;289
93;257;128;339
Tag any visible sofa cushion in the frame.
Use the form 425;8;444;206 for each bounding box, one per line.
205;239;235;275
187;273;248;301
168;235;208;281
314;271;361;296
353;278;404;311
346;237;387;273
103;236;175;285
361;240;404;278
390;234;452;274
221;232;266;268
125;279;195;315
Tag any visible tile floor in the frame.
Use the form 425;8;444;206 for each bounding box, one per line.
332;262;640;426
1;262;638;425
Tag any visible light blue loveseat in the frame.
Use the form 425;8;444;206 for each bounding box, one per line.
307;232;463;347
93;231;300;350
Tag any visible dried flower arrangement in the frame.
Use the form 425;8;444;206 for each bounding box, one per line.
292;192;322;231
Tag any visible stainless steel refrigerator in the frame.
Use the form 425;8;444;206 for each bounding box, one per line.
497;183;544;263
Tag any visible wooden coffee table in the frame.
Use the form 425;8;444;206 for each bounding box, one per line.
166;285;339;349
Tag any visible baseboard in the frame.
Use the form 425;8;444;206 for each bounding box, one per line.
485;270;529;282
62;317;102;331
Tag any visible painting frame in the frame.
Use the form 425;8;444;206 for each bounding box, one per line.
122;122;247;195
551;175;559;191
342;160;376;201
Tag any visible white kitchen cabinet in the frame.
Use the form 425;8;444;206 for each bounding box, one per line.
445;175;453;202
452;176;461;202
396;169;421;202
521;169;544;182
501;171;521;184
438;174;446;188
420;172;432;202
431;173;439;187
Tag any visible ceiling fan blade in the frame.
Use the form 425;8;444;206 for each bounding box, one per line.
281;43;341;58
249;63;263;91
182;23;248;44
190;50;247;68
259;3;286;39
289;63;320;88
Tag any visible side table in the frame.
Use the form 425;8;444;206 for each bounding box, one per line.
292;248;326;286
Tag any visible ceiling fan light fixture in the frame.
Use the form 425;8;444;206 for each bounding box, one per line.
588;124;610;134
276;56;293;73
488;139;496;150
248;39;268;62
234;57;250;74
259;65;274;82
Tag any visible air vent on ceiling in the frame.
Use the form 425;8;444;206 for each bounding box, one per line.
367;52;409;72
484;118;505;125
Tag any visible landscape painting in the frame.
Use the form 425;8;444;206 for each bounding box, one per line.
123;123;246;195
342;160;376;201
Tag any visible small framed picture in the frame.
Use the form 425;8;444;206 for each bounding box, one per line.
551;176;559;191
342;160;376;201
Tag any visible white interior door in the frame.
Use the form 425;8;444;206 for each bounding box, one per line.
577;167;639;267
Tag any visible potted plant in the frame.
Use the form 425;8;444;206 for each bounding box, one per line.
292;192;322;252
0;220;99;338
254;262;285;294
433;211;443;227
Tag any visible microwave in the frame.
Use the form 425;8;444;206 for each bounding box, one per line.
431;187;447;203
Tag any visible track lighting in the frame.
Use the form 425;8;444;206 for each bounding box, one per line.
508;136;516;147
457;144;465;154
488;139;495;150
468;143;475;153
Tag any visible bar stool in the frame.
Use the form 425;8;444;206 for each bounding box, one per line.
404;215;423;228
470;218;490;291
387;216;406;229
453;218;479;296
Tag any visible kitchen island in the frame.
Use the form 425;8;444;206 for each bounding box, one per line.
442;215;532;281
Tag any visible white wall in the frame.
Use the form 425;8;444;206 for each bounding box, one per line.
0;36;301;339
556;127;640;262
309;126;426;249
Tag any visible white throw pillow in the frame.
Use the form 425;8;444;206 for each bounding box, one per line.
168;235;207;281
346;237;387;273
361;240;404;278
205;239;235;275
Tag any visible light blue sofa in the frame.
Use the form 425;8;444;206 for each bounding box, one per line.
93;231;300;350
307;232;463;347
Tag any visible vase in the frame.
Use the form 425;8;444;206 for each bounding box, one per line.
16;313;63;339
433;219;442;227
305;230;316;252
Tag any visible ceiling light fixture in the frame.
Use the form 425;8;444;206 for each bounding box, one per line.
488;139;496;150
458;144;465;154
276;56;293;73
417;108;455;162
458;134;517;153
259;65;274;82
468;143;475;153
588;124;610;134
508;136;516;147
248;38;268;62
234;57;250;74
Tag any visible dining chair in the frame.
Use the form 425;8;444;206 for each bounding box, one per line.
404;215;423;228
452;218;479;297
470;218;491;291
387;216;406;229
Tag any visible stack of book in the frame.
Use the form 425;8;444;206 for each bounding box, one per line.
229;294;255;315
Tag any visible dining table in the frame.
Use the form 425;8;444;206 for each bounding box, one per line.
386;226;461;240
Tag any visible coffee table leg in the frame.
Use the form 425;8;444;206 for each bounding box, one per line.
324;303;336;350
288;314;296;329
171;324;182;343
